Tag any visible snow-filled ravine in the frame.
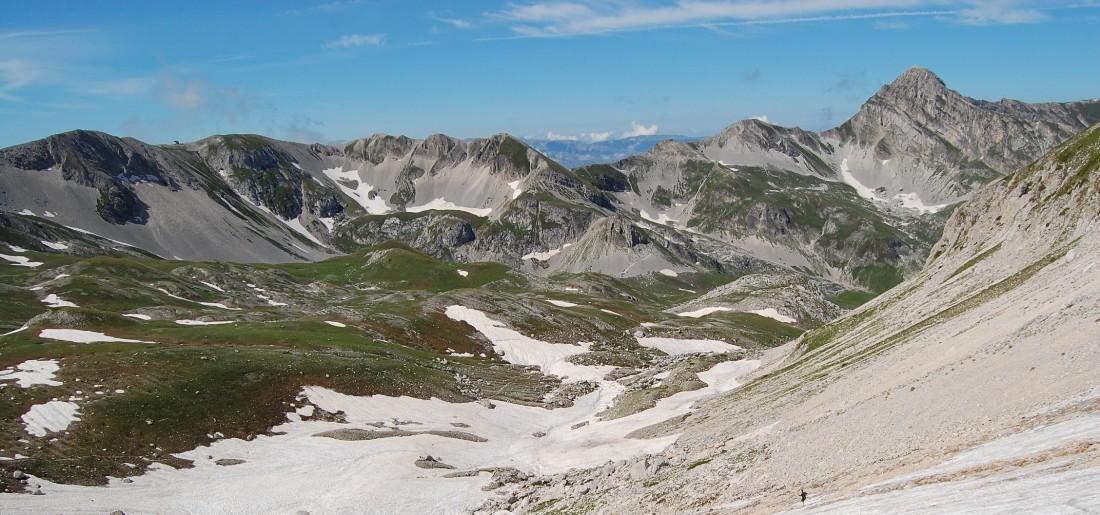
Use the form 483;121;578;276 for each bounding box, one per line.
0;305;759;514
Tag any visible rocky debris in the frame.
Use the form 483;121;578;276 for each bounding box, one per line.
414;455;456;470
312;428;488;443
214;459;246;466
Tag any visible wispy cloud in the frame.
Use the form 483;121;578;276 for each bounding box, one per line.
283;0;364;16
0;60;45;101
325;33;385;49
431;14;475;29
958;1;1048;24
488;1;1063;37
154;72;271;123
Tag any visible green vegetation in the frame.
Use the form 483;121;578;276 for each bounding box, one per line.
500;136;531;170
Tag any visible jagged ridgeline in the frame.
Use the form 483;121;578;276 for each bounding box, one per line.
1;67;1098;292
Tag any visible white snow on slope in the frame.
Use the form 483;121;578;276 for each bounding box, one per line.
0;306;761;514
457;269;469;277
839;159;879;201
321;167;391;215
639;209;679;226
324;321;347;328
508;179;523;199
22;401;80;437
406;198;492;217
546;300;578;308
0;359;62;388
6;244;27;253
445;305;604;382
175;320;234;326
40;240;68;250
893;192;948;214
522;243;572;261
747;308;797;324
41;294;77;308
0;254;43;268
636;337;741;356
659;268;679;277
38;329;150;344
199;281;225;292
677;306;734;318
123;314;152;321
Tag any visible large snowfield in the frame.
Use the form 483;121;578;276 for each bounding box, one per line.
0;305;759;514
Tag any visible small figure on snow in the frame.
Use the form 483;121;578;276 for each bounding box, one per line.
800;489;808;504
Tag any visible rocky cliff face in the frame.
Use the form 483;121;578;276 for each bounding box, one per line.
825;66;1099;204
493;122;1100;514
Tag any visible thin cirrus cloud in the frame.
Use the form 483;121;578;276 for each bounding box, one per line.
325;33;385;49
490;1;1063;37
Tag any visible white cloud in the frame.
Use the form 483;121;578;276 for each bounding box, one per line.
622;122;658;138
491;1;1055;37
958;2;1047;24
751;115;769;123
326;33;385;49
584;131;613;143
546;130;578;141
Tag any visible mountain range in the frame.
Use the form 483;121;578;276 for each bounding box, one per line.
0;67;1098;513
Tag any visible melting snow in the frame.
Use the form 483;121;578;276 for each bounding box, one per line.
600;309;622;317
677;306;734;318
38;329;150;344
41;294;78;308
322;167;391;215
22;401;80;437
0;359;62;388
406;198;492;217
659;269;679;277
639;209;679;226
522;243;572;261
546;300;578;308
40;240;69;250
508;179;523;199
445;305;607;382
0;306;762;514
199;281;225;292
324;321;347;328
198;302;242;311
457;269;469;277
18;209;35;216
747;308;797;324
123;314;152;321
636;336;741;356
893;192;947;214
175;320;234;326
0;254;43;268
6;244;27;253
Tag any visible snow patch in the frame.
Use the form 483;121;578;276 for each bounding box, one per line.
18;209;35;216
0;254;43;268
199;281;225;292
42;294;78;308
6;244;27;253
546;300;578;308
0;359;62;388
175;320;234;326
22;401;80;437
658;269;679;277
747;308;797;324
508;179;523;199
457;269;469;277
321;167;391;215
523;243;572;261
639;209;679;226
600;309;622;317
636;336;741;356
445;305;606;382
677;306;734;318
324;321;347;328
39;329;150;344
406;198;492;217
123;313;152;321
40;240;69;250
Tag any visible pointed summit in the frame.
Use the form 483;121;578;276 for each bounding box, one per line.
874;66;953;104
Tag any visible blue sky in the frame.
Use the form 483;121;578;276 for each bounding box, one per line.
1;1;1097;147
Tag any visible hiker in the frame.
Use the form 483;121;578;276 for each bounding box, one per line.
800;489;808;504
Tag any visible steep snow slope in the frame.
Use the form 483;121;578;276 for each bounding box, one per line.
490;123;1100;513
